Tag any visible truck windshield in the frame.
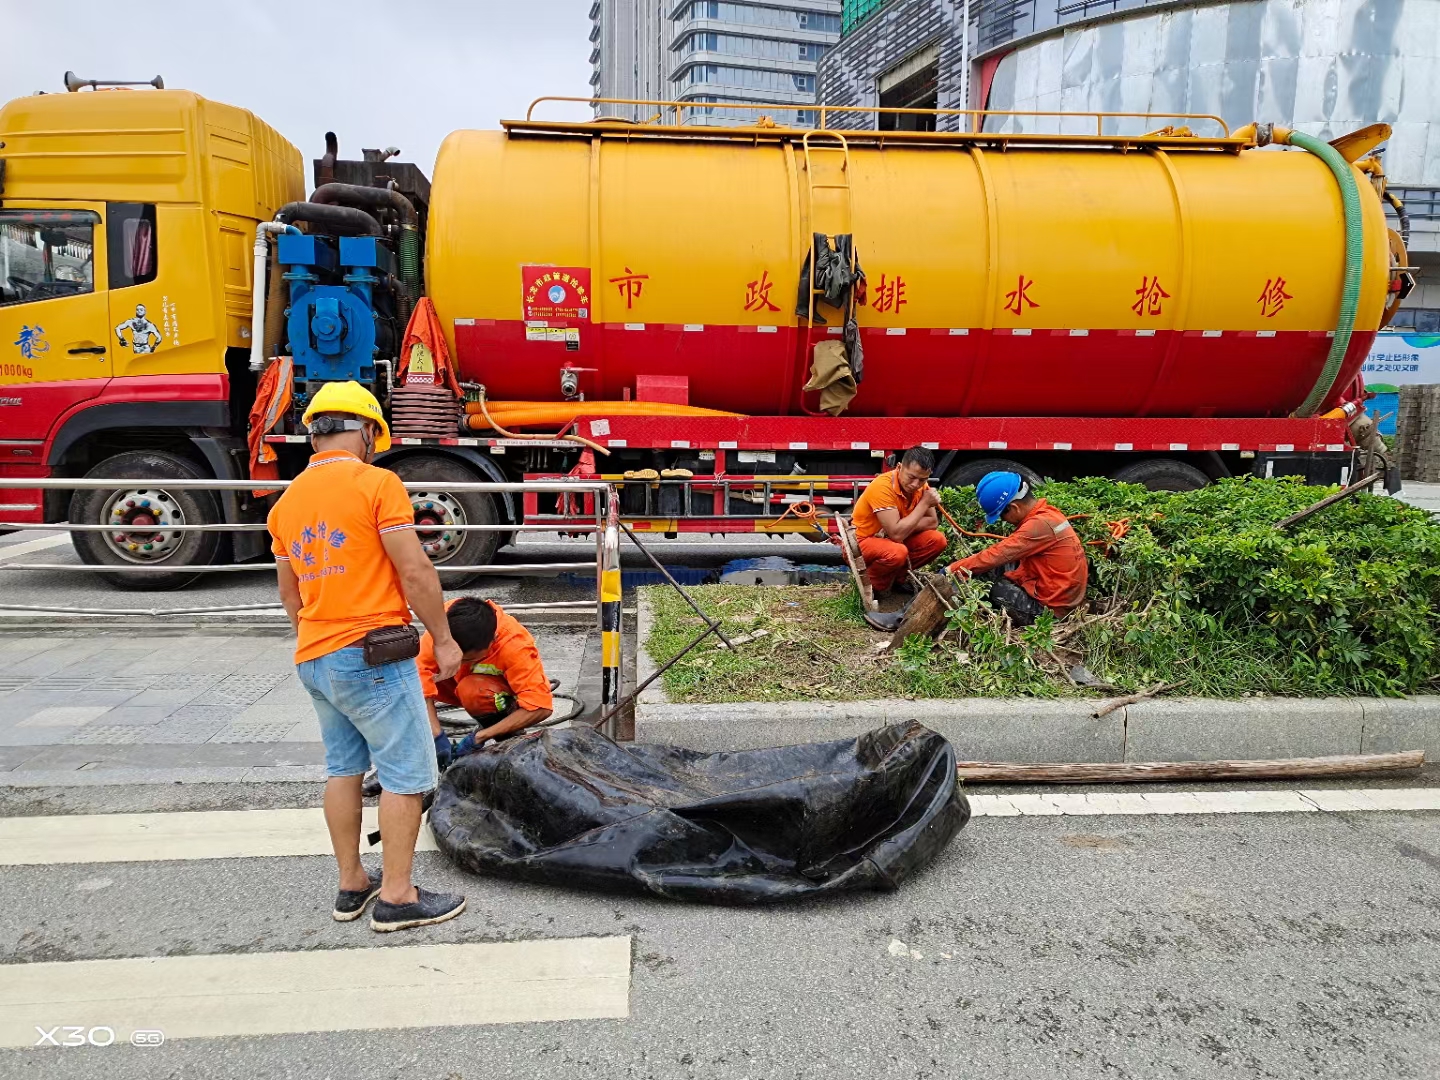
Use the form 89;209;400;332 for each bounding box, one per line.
0;210;99;307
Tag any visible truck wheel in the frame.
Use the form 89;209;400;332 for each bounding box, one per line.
68;451;222;591
942;458;1044;490
388;456;500;588
1110;459;1210;491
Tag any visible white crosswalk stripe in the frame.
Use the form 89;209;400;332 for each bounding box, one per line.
3;788;1437;868
0;806;434;866
0;937;631;1047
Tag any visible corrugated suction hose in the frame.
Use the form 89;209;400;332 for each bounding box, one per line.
1277;129;1365;418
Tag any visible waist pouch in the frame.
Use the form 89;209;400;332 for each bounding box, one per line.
362;625;420;666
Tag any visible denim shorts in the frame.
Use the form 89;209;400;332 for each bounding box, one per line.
297;645;438;795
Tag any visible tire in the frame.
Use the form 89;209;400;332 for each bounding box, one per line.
68;451;222;591
942;457;1045;490
1110;458;1210;491
388;456;500;588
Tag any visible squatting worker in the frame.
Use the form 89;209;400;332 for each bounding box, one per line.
947;471;1088;625
851;446;948;595
418;597;554;762
268;381;467;933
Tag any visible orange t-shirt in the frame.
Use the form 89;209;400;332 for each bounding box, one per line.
851;470;923;540
268;450;415;663
417;599;554;713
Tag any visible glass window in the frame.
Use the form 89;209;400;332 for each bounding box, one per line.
107;203;158;290
686;64;816;94
0;211;98;308
686;2;841;34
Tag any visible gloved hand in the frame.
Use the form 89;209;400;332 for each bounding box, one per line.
434;732;453;770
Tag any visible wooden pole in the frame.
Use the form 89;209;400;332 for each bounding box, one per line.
954;751;1424;784
1273;472;1382;529
836;515;878;612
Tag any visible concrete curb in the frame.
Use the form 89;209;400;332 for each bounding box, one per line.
634;592;1440;759
636;695;1440;761
635;589;671;708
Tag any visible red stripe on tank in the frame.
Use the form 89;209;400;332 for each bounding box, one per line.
451;320;1371;420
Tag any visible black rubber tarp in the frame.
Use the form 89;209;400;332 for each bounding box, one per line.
428;721;969;904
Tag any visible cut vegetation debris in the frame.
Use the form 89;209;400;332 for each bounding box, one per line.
644;477;1440;703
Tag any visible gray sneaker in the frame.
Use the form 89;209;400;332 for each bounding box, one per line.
370;887;466;933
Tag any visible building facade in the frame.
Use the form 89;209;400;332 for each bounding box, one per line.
817;0;1440;330
589;0;670;121
590;1;843;125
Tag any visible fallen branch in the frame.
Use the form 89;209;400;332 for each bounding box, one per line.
1273;472;1383;530
1092;681;1176;718
955;751;1424;784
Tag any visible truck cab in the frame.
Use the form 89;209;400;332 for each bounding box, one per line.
0;83;304;584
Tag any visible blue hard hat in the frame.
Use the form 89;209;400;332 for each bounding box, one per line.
976;471;1027;524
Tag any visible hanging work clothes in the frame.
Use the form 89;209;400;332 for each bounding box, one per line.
795;233;864;320
804;340;857;416
844;317;864;385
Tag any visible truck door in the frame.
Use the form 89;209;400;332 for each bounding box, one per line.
0;206;111;442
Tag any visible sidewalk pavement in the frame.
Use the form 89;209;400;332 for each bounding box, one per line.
0;626;590;786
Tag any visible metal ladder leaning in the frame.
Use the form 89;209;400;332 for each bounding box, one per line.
799;129;857;416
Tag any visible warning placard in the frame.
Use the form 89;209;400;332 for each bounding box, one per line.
522;266;591;322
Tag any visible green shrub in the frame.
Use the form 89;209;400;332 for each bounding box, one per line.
932;476;1440;696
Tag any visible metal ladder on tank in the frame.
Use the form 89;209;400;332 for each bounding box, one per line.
799;130;857;417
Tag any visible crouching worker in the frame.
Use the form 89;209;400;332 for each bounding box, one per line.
418;597;554;761
947;471;1088;625
852;446;949;596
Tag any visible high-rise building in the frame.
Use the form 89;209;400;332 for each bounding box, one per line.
589;1;669;121
590;1;843;126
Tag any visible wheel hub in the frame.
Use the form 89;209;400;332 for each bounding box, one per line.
410;490;467;563
101;489;186;563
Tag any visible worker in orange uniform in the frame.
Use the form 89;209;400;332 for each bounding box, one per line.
269;381;466;934
851;446;948;596
947;471;1088;624
417;596;554;759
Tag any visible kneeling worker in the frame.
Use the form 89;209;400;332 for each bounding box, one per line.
851;446;949;596
417;596;554;761
947;471;1088;624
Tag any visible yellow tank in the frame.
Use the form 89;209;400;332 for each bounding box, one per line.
427;114;1399;419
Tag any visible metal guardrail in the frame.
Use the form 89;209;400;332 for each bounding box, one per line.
0;477;626;737
1389;187;1440;222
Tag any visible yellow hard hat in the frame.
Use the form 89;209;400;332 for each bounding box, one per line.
302;381;391;452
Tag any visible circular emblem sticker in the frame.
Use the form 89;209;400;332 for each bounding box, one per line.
548;284;567;304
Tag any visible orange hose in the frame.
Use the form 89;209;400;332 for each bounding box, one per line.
471;390;610;455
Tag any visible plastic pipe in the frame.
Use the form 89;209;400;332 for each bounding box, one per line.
1265;126;1366;418
249;222;299;373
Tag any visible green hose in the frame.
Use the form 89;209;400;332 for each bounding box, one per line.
1286;130;1365;417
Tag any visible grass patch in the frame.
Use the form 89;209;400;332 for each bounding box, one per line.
644;476;1440;704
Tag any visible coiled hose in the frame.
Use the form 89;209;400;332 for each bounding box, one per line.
1278;129;1365;418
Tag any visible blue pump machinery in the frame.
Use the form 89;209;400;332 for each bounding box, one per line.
277;231;397;401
